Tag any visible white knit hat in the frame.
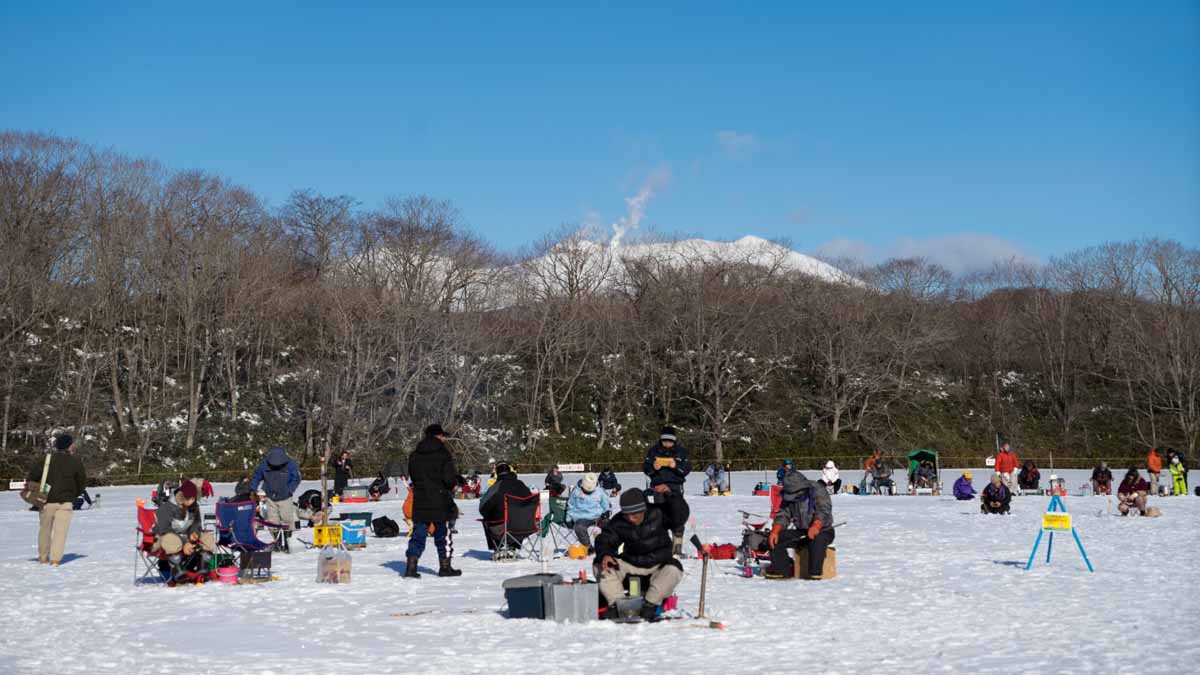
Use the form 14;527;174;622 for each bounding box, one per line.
581;473;598;492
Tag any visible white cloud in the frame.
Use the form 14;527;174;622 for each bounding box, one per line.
813;233;1038;275
715;130;761;159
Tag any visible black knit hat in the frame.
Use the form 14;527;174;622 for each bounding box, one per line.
425;424;446;437
54;434;74;451
619;487;647;514
659;426;677;442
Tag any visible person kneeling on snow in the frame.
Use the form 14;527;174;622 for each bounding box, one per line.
953;472;976;500
1091;462;1113;495
594;488;685;621
980;474;1011;514
766;472;834;579
1118;468;1149;516
703;462;730;495
598;467;621;496
154;481;215;569
567;472;610;550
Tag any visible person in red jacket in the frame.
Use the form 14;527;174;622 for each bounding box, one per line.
1118;468;1150;516
994;442;1019;492
1146;448;1163;496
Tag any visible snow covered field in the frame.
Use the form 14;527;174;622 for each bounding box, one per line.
2;469;1197;674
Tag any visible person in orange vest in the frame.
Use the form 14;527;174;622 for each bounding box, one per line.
1146;447;1163;496
994;442;1019;492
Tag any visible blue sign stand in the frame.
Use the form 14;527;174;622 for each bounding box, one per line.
1025;494;1093;572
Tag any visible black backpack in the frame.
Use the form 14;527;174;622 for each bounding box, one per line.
372;516;401;538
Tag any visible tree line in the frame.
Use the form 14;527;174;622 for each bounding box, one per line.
2;130;1197;482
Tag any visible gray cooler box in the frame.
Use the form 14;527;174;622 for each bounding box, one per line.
545;580;598;622
502;573;562;619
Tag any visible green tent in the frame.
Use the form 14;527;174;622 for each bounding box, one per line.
907;448;938;477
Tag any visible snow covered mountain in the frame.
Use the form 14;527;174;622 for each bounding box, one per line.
513;235;857;293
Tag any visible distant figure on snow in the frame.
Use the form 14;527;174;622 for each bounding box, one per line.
1090;462;1112;495
980;474;1011;514
953;472;976;501
1118;468;1150;516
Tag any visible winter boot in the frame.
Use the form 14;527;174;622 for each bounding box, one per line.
639;602;661;621
403;556;421;579
437;557;462;577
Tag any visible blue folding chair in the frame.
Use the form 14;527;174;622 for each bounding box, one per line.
215;501;275;581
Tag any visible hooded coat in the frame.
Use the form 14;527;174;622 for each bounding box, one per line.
479;470;531;522
567;480;610;521
773;472;833;533
407;434;458;522
953;476;976;500
250;447;301;501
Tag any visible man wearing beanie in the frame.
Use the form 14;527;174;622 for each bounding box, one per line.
766;471;834;579
642;425;692;553
26;433;87;565
567;472;610;551
404;424;462;578
594;487;686;621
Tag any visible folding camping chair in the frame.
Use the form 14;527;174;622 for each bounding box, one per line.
482;492;541;561
539;494;577;554
135;503;165;584
215;501;276;582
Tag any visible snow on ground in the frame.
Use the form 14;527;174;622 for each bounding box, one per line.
1;469;1197;674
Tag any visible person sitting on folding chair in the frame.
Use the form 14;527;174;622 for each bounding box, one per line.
766;472;834;579
703;463;730;495
153;481;215;578
566;472;610;552
870;455;895;495
544;465;566;497
480;463;531;551
594;488;686;622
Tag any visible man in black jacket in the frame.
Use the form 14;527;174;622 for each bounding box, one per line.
26;433;87;565
593;488;685;621
330;451;353;497
479;463;532;550
403;424;461;578
642;425;691;553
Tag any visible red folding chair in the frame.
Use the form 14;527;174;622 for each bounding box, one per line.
134;502;164;584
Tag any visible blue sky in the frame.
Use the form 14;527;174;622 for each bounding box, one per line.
2;2;1196;271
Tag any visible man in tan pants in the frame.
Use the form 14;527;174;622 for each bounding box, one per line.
27;433;87;565
593;488;686;621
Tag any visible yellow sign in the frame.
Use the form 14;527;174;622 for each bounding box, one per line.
1042;513;1072;531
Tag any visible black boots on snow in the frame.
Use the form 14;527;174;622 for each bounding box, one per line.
438;557;462;577
403;556;421;578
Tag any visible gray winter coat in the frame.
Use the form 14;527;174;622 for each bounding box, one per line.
154;499;201;538
773;473;833;533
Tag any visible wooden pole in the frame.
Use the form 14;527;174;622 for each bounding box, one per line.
697;554;709;619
